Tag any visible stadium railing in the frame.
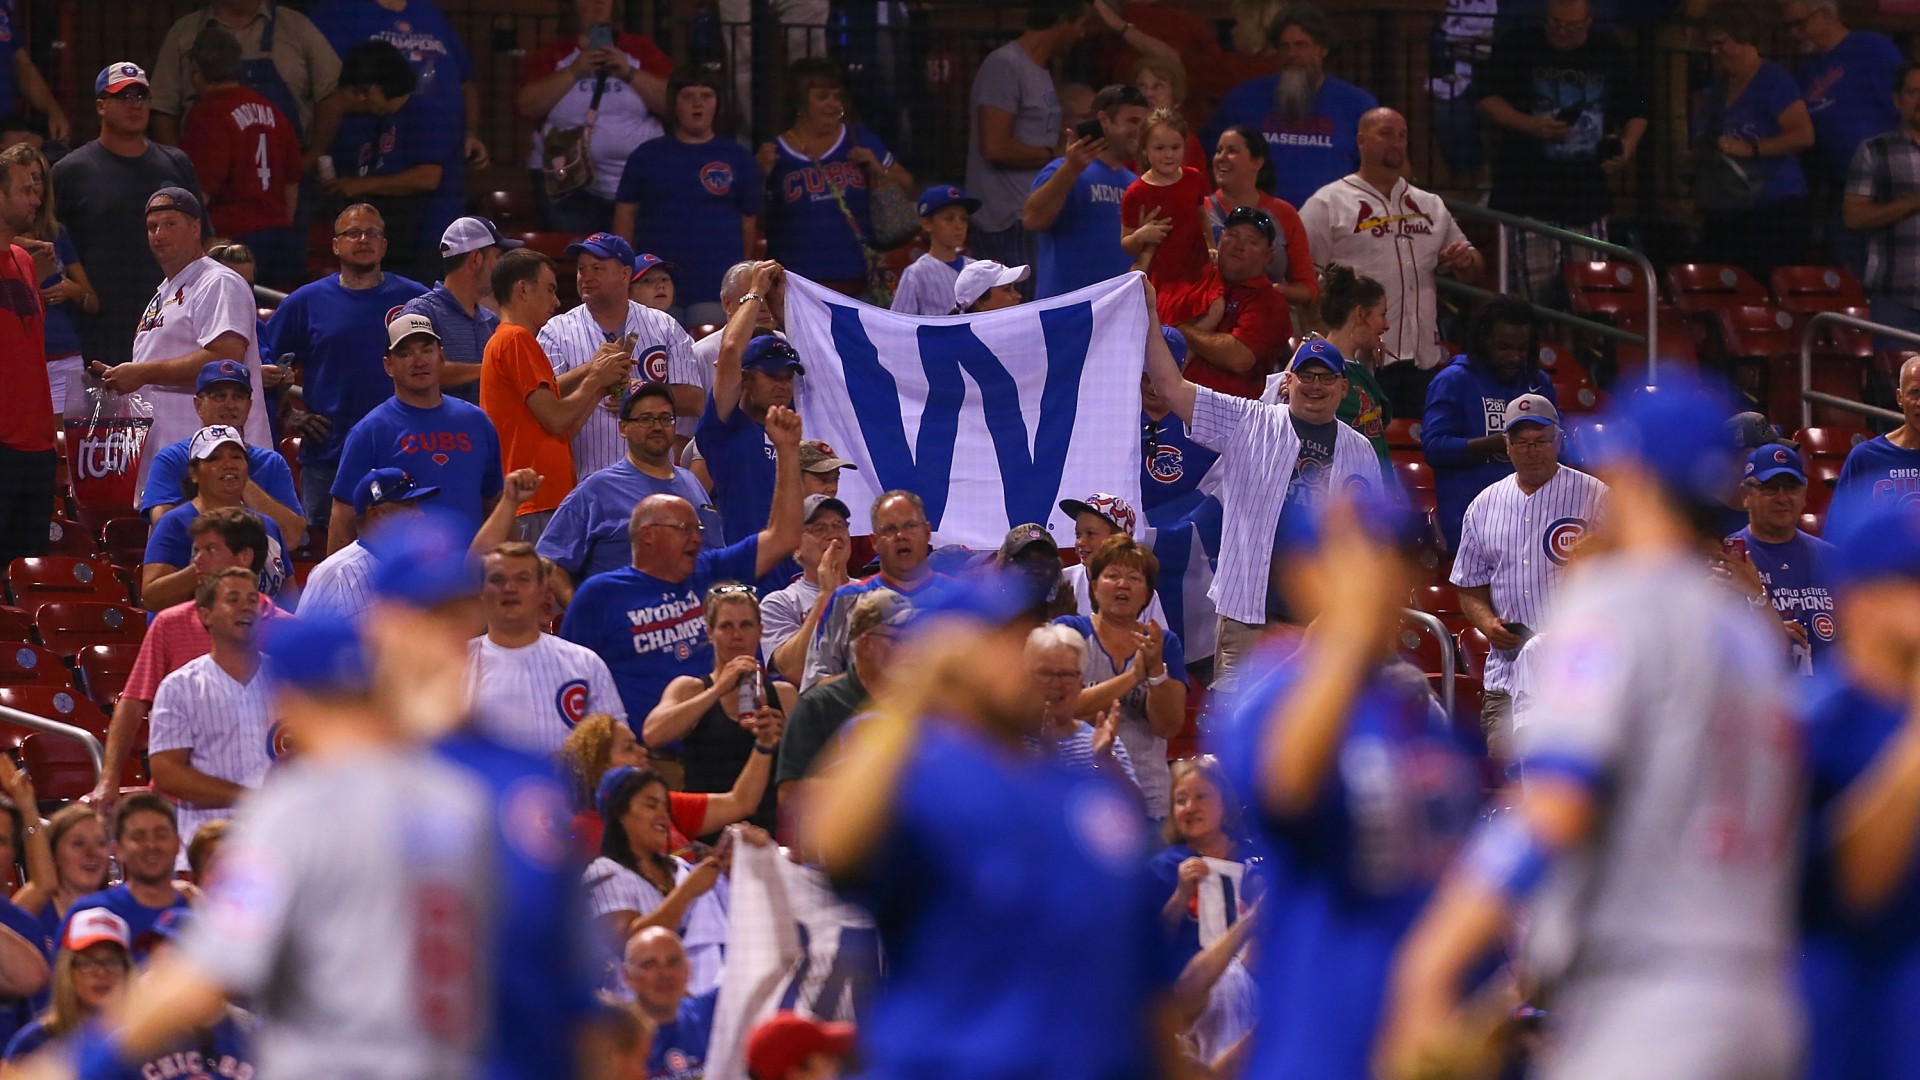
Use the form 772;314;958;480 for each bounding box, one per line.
1798;312;1913;431
0;701;105;785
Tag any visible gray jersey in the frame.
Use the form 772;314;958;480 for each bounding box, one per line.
185;749;497;1080
1521;553;1803;985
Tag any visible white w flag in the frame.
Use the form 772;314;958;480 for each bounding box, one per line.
786;272;1148;549
705;842;880;1080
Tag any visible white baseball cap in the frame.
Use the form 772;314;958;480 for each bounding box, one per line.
188;424;246;461
63;906;132;953
954;260;1029;311
387;312;441;350
438;216;525;258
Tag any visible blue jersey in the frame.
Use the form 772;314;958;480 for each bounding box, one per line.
1419;353;1559;549
433;731;602;1080
1731;526;1836;674
1141;410;1221;528
536;459;721;583
1833;436;1920;535
1204;74;1379;210
401;283;499;406
693;397;773;545
616;135;763;307
0;901;44;1051
646;990;718;1080
764;125;894;282
140;441;301;518
1798;32;1904;186
1699;61;1809;202
1030;157;1137;299
559;536;760;730
145;502;290;600
846;719;1174;1080
309;0;471;125
329;395;504;541
1210;652;1481;1080
1799;674;1920;1080
7;1011;254;1075
42;228;82;360
58;885;189;965
266;273;428;467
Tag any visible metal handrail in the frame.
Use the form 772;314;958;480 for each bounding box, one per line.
1799;311;1915;430
0;704;104;781
1441;200;1662;383
252;284;288;308
1402;608;1458;721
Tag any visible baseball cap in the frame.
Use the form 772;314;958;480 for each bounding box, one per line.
631;253;675;282
1726;411;1780;451
917;184;981;218
96;62;148;96
1744;444;1807;485
187;425;245;461
1588;373;1742;504
1059;492;1138;537
1288;338;1346;377
954;260;1029;311
387;312;441;350
1162;326;1189;367
742;334;804;376
847;589;912;642
145;187;204;222
195;359;251;394
746;1012;857;1080
1223;204;1277;244
439;216;524;258
999;522;1058;560
1503;393;1560;429
1829;500;1920;589
263;616;372;697
798;440;856;475
595;765;655;821
352;467;441;516
802;493;851;523
63;907;132;953
368;509;480;608
565;232;635;267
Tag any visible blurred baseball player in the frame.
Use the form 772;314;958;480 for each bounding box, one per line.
1379;375;1805;1080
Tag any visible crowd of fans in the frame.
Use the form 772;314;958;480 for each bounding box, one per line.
0;0;1915;1078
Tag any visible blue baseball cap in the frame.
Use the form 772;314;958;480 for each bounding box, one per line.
1829;500;1920;589
95;62;147;97
596;765;646;820
916;184;981;218
565;232;635;267
145;186;205;223
368;509;480;608
351;467;441;516
1288;338;1346;376
1744;444;1807;485
263;616;372;697
742;334;804;376
1587;374;1742;504
1161;326;1189;367
630;252;675;282
194;359;251;394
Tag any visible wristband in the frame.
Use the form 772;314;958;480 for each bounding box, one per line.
1143;670;1169;687
753;741;777;755
1459;813;1554;903
739;292;762;306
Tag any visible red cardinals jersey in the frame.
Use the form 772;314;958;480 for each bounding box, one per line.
180;84;302;237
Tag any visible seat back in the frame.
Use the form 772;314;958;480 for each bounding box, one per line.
7;556;123;608
32;601;146;657
0;685;110;738
1666;263;1769;312
1770;265;1866;314
100;517;150;571
0;643;71;688
74;642;140;707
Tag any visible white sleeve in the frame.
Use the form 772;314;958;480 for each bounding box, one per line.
1298;191;1336;269
190;274;259;349
145;670;196;754
587;653;626;724
1450;497;1495;587
1188;387;1258;454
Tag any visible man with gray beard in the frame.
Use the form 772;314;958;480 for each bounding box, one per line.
1202;3;1378;209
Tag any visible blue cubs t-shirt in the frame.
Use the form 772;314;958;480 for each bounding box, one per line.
330;100;465;257
616;135;763;307
764;125;895;282
140;441;301;517
1832;436;1920;536
144;502;290;599
1141;410;1221;528
309;0;471;126
1030;157;1138;300
1701;60;1809;202
1204;74;1379;210
1731;526;1836;674
559;536;759;730
1210;650;1481;1080
536;459;721;582
329;395;504;541
693;397;774;545
57;885;190;965
646;989;718;1080
266;273;428;468
1798;31;1905;186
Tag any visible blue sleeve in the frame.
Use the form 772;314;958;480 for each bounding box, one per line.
1419;368;1479;467
856;126;894;166
1163;628;1189;685
402;109;460;172
1031;159;1063;194
0;904;46;961
446;22;474;85
1053;614;1094;638
54;228;78;269
535;491;591;576
708;535;761;585
264;292;308;366
613;143;649;205
1760;64;1804;122
736;144;765;217
139;444;190;512
476;414;504;500
251;450;301;514
558;579;605;649
330;422;376;502
144;511;189;566
693;393;726;458
3;1022;45;1062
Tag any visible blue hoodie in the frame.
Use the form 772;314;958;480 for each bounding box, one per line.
1420;353;1557;549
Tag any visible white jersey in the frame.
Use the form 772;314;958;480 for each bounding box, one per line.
147;652;275;858
759;574;820;661
538;301;696;478
295;540;378;624
583;856;729;995
1062;562;1168;629
466;633;626;756
1450;465;1609;691
890;252;970;316
1299;174;1467;370
672;331;723;440
130;257;273;497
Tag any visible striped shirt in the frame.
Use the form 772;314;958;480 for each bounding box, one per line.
1022;721;1138;788
125;598;288;703
1847;129;1920;307
537;301;696;477
296;540;378;625
890;253;970;316
147;654;275;858
1450;465;1608;691
670;332;721;441
582;856;729;996
466;633;626;756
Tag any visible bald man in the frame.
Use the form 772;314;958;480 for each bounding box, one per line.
1832;355;1920;534
622;928;720;1080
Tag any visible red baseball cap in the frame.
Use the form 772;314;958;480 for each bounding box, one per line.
746;1012;855;1080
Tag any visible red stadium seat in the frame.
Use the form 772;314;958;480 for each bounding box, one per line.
1805;459;1843;514
0;606;32;643
1393;458;1434;492
0;643;71;688
1563;260;1653;320
1410;583;1459;615
7;556;123;608
72;502;138;536
1612;305;1698;380
19;732;143;800
1397;618;1449;675
32;602;145;658
1800;510;1825;537
279;435;303;493
1794;426;1872;461
512;231;575;260
482;189;539;227
1714;305;1800;361
1457;626;1490;681
1665;263;1769;314
44;517;96;559
0;685;110;738
1385;417;1422;450
74;643;139;708
691;323;722;341
1770;265;1865;315
101;517;149;571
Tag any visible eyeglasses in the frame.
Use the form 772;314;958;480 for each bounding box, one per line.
1507;436;1556;450
803;520;850;536
335;228;385;241
1292;369;1341;386
71;954;129;974
105;91;151;103
707;582;758;600
1035;667;1083;682
642;521;704;535
622;412;676;427
874;520;928;538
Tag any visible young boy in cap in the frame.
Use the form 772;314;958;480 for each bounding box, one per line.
952;259;1029;314
891;185;981;316
629;253;677;313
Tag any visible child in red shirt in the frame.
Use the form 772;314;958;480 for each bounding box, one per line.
1121;109;1212;325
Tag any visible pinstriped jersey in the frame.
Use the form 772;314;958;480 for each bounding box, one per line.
536;301;696;478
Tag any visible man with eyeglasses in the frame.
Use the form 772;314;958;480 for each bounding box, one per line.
52;62;201;367
759;494;853;684
264;202;426;536
1784;0;1903;280
801;490;944;690
538;382;721;596
561;403;803;726
1176;205;1293;399
1721;444;1835;678
1450;394;1607;751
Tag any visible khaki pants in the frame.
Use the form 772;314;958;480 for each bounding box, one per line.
1211;617;1265;696
1481;690;1514;759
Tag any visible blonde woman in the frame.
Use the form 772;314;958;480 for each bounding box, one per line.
2;909;129;1060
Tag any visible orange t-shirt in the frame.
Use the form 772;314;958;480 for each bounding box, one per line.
479;322;575;515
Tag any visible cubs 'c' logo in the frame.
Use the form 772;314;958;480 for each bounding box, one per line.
1544;517;1587;565
386;305;407;326
675;642;693;661
700;161;735;196
639;343;670;383
1148;445;1184;484
265;721;295;762
1812;612;1836;641
556;679;590;725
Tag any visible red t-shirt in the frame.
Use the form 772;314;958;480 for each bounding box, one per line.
0;244;50;453
570;791;709;861
1123;166;1212;323
180;85;302;238
1185;266;1291;399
